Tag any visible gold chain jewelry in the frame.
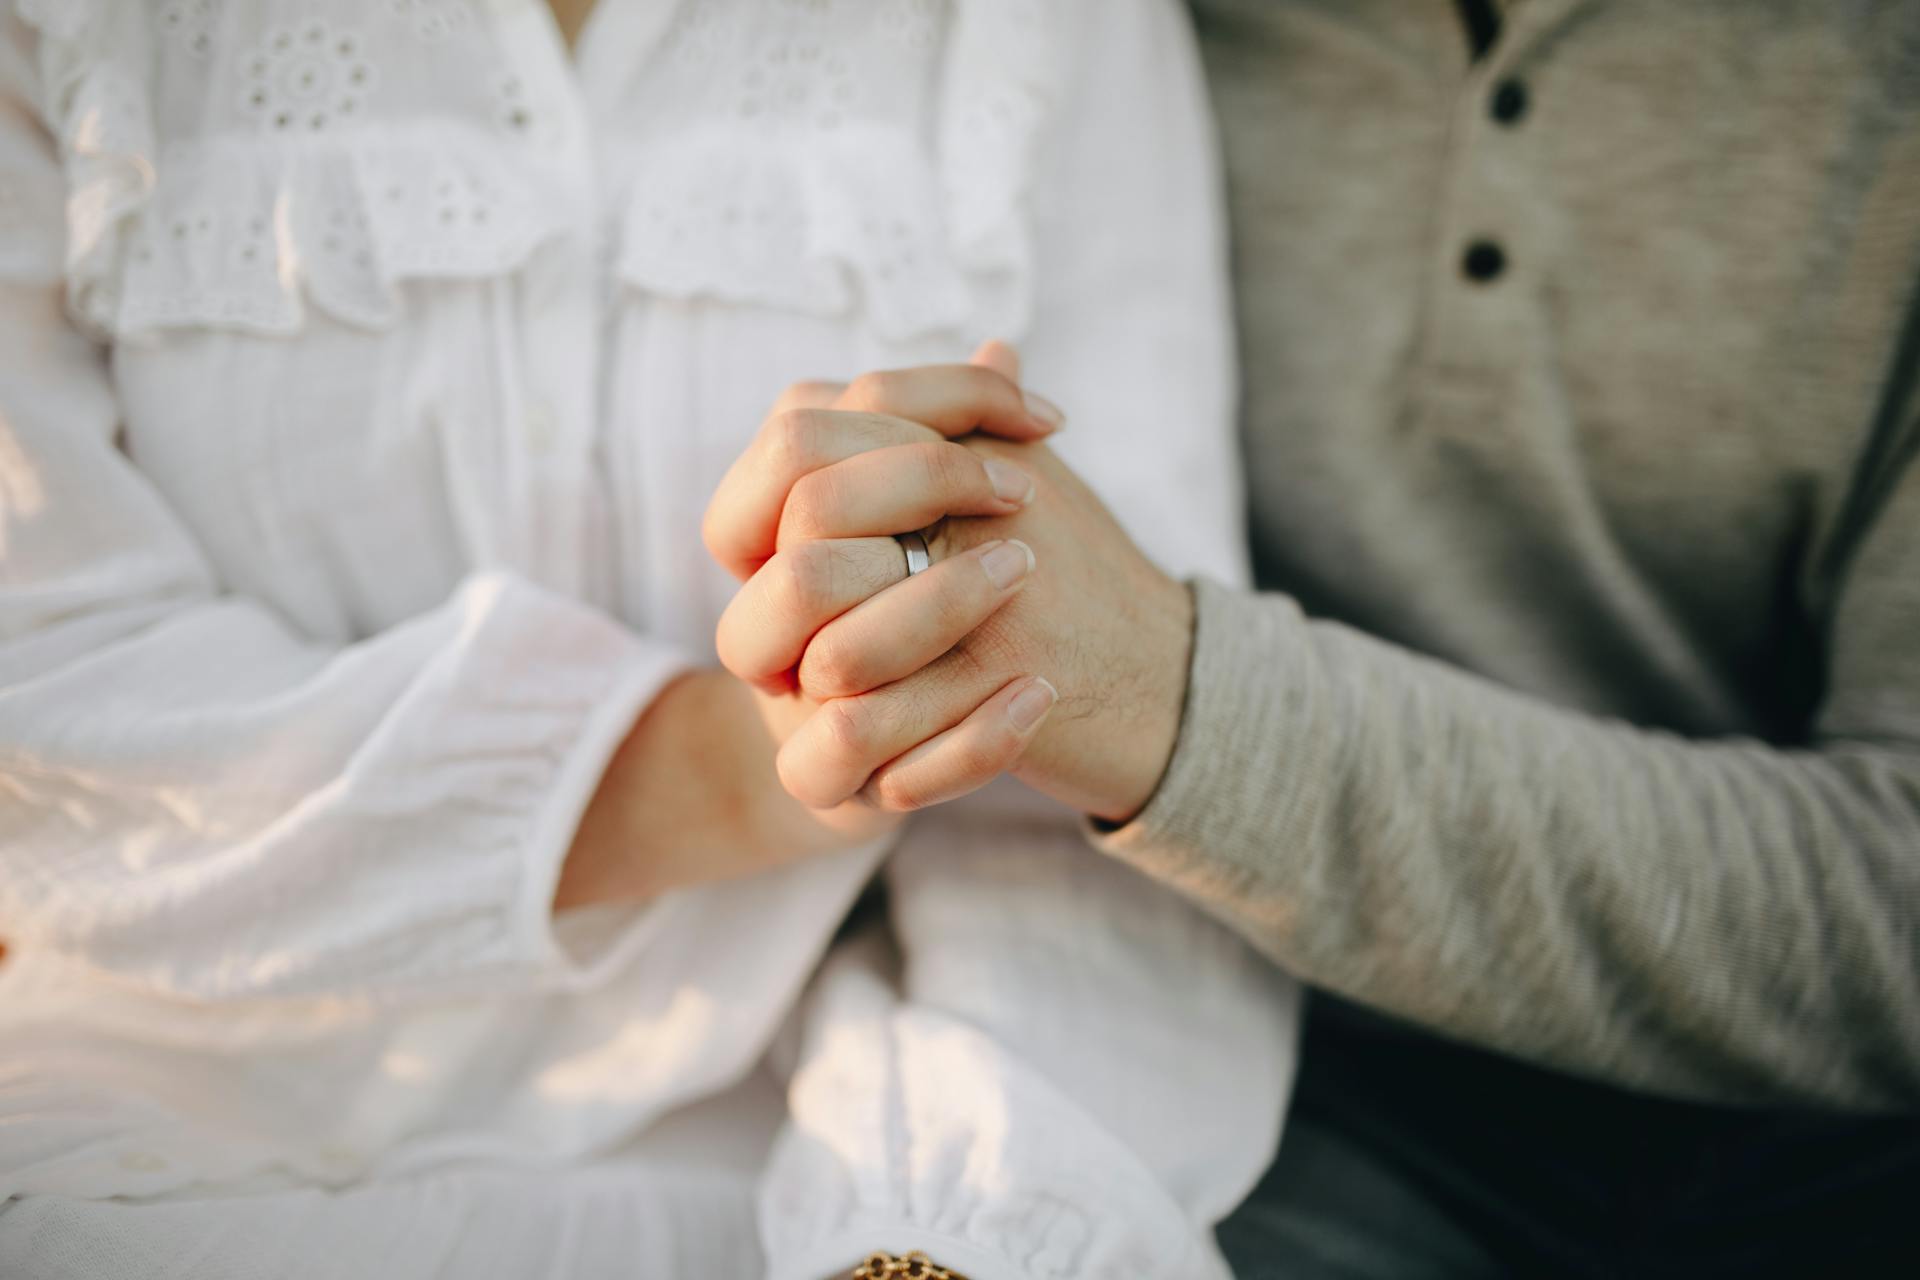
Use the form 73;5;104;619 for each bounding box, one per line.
850;1251;970;1280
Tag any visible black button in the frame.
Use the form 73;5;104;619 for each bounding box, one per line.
1462;240;1507;282
1491;78;1528;124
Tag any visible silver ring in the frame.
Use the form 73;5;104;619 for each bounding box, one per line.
895;530;931;578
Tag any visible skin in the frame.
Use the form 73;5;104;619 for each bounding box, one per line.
707;344;1195;824
547;0;1166;896
545;0;598;49
553;669;890;909
555;349;1063;910
542;0;1077;911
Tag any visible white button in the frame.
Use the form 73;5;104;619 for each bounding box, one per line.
117;1151;167;1172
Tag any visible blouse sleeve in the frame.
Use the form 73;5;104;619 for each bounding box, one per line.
0;17;689;1004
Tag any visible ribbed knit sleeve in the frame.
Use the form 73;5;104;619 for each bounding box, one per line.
1096;568;1920;1110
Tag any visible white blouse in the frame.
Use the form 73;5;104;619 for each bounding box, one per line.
0;2;1298;1276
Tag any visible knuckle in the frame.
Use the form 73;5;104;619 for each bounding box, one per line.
775;542;839;618
870;770;929;813
780;379;840;410
780;469;842;539
839;410;898;449
957;363;997;396
816;697;874;762
842;538;896;596
963;364;1018;412
764;408;829;476
842;371;894;411
799;632;868;701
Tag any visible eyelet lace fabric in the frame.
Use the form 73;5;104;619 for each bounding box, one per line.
19;0;1064;344
18;1;571;337
609;0;1061;343
0;4;1283;1277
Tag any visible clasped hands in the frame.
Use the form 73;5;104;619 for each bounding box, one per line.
703;342;1194;828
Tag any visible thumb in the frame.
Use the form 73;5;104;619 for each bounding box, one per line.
969;338;1022;383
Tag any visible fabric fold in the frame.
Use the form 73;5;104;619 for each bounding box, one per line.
760;822;1297;1280
20;1;570;338
609;0;1064;343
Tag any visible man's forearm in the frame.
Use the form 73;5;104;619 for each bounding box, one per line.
1096;580;1920;1110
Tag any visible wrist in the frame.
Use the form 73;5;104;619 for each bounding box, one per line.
1025;570;1194;825
1102;571;1196;824
555;670;757;911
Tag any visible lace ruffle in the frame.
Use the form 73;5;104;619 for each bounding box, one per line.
21;0;1062;344
614;0;1064;345
613;124;982;344
100;131;563;336
19;2;567;338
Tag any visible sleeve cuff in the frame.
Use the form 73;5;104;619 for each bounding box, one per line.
1086;578;1340;940
392;572;697;998
510;640;694;989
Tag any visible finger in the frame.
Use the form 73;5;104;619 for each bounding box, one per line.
776;440;1034;548
704;408;944;579
969;338;1022;382
770;380;846;415
716;538;909;692
861;676;1058;812
835;364;1064;440
798;538;1036;700
776;644;1017;809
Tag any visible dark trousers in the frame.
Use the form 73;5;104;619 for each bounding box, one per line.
1217;996;1920;1279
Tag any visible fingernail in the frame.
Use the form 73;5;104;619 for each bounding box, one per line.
983;458;1035;505
1008;677;1058;733
1024;389;1066;431
979;538;1035;591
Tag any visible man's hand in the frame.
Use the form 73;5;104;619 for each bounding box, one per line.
705;345;1194;823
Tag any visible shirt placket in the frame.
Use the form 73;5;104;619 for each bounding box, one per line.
1404;0;1591;444
484;0;606;598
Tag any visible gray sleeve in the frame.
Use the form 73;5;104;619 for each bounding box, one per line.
1092;465;1920;1110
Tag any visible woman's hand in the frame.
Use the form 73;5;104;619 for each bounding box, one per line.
555;356;1075;912
553;669;901;911
704;345;1194;824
